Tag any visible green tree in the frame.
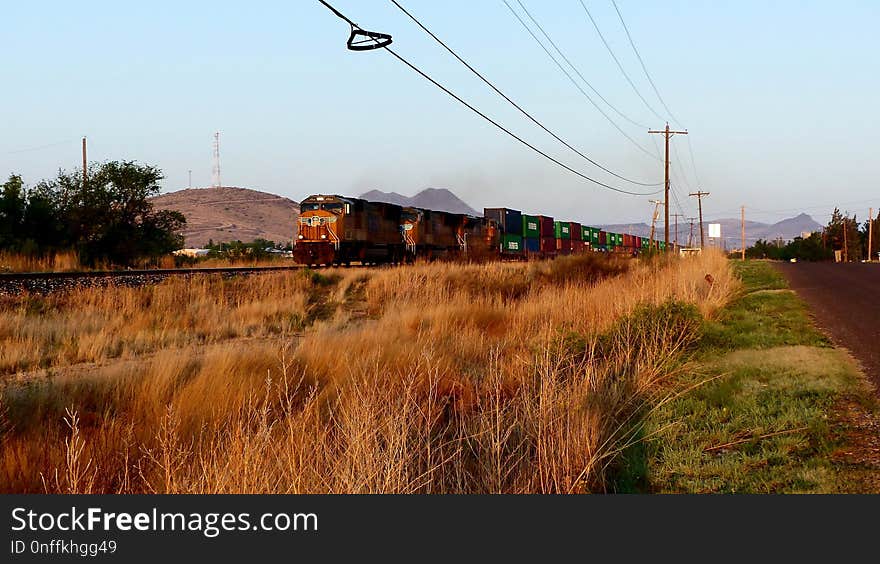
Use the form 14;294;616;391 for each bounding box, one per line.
0;175;26;248
1;161;185;265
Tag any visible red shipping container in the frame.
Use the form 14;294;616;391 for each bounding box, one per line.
571;239;585;254
556;238;572;255
598;231;607;246
623;234;634;248
537;215;555;238
540;237;556;254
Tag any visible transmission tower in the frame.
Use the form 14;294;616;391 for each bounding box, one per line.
212;132;221;188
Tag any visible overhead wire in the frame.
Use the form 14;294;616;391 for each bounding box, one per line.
610;0;682;127
317;0;662;196
389;0;661;187
503;0;661;161
3;138;81;155
576;0;664;123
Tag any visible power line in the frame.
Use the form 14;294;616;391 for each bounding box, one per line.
685;134;702;188
3;138;81;155
576;0;664;123
317;0;662;196
503;0;660;161
611;0;682;127
389;0;661;187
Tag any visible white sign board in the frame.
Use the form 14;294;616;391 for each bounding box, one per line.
708;223;721;239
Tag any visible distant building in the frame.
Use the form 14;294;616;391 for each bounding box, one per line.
172;248;210;258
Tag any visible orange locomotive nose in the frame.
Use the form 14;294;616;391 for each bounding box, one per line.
297;209;339;242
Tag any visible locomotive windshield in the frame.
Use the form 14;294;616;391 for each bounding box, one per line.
300;202;346;213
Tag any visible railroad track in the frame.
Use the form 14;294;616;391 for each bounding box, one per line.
0;264;327;295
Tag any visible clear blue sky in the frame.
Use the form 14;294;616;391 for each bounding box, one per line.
3;0;879;225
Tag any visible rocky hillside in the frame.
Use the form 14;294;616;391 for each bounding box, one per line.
150;187;299;248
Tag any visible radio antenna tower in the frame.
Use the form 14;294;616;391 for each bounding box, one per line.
211;132;221;188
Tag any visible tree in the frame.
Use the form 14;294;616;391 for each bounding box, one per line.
0;175;26;248
0;161;186;265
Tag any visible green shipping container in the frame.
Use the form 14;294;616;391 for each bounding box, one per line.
589;227;600;245
580;225;589;242
607;232;617;246
522;215;540;239
642;237;651;249
501;233;523;253
553;221;571;239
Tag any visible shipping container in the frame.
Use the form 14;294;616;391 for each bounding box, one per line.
623;233;634;249
524;237;540;254
484;208;523;236
522;215;540;239
540;237;556;255
554;221;572;239
571;239;586;254
598;230;607;247
501;233;523;254
606;232;617;247
556;238;572;255
537;215;555;238
569;222;581;245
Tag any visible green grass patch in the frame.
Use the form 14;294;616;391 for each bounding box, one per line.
647;260;876;493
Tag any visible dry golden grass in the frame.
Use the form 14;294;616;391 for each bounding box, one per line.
0;251;83;273
0;250;736;493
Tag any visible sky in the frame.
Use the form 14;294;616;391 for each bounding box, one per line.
3;0;879;226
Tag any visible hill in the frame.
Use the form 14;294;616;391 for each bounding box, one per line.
360;188;480;216
150;187;299;248
599;213;822;246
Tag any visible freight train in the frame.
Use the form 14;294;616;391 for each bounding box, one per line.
293;193;668;266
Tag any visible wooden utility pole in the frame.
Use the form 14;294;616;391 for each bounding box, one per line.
741;206;746;260
671;213;684;248
843;217;849;263
649;123;688;252
689;190;710;248
649;199;664;250
869;207;874;262
81;137;87;186
687;217;697;248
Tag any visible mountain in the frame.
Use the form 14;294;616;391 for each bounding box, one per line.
150;187;299;248
599;213;823;246
360;188;480;216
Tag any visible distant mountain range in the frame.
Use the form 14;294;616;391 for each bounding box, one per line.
599;213;822;245
359;188;480;216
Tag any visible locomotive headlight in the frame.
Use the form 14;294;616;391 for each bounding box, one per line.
320;234;327;239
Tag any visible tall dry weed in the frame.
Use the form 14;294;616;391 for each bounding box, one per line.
1;250;737;493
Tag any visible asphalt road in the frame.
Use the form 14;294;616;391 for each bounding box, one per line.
774;262;880;386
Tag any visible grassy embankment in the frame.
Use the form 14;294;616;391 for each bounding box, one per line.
0;251;736;493
646;260;879;493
